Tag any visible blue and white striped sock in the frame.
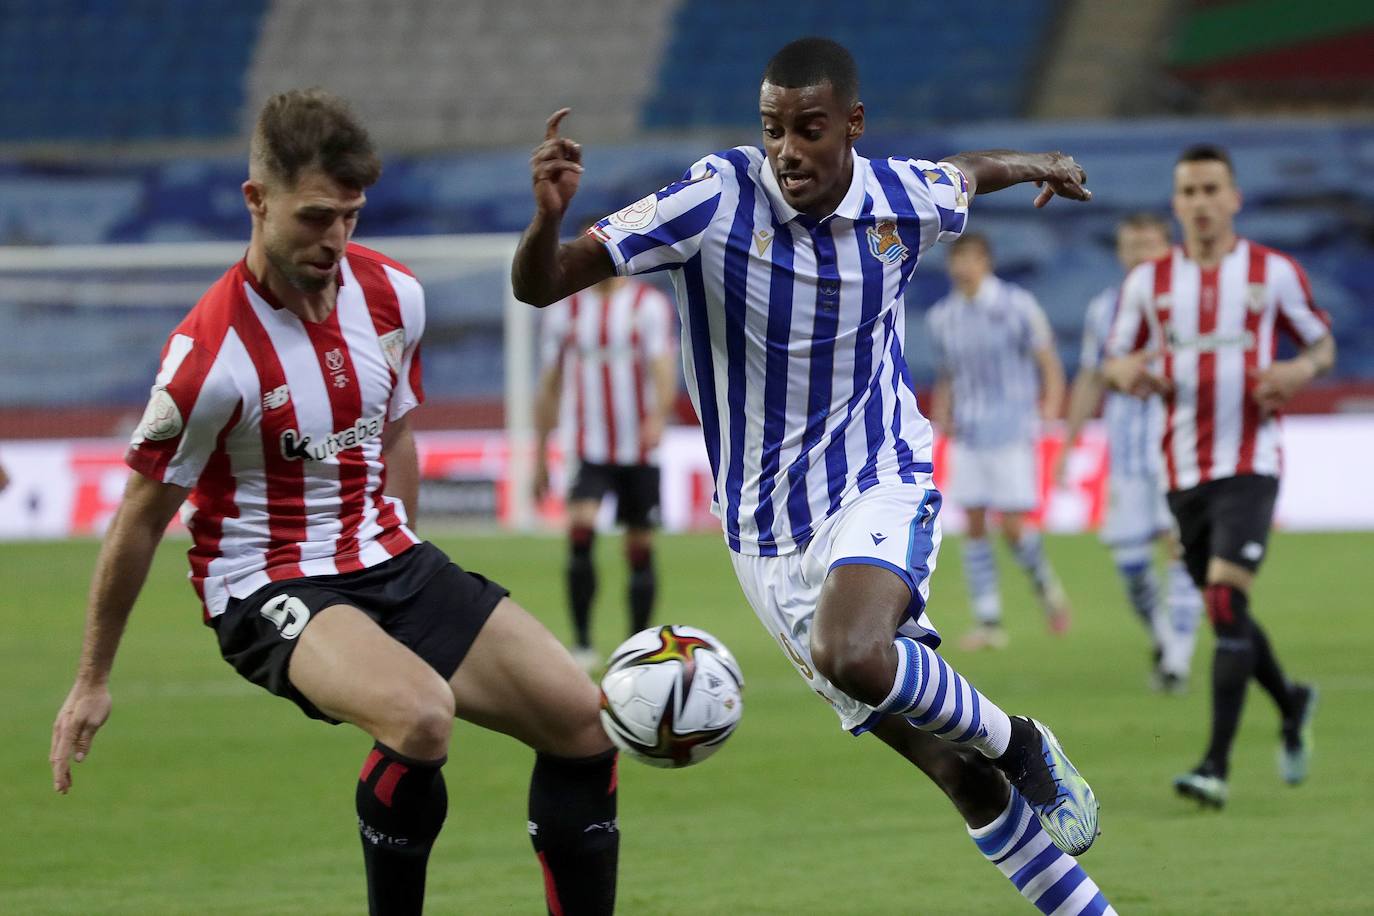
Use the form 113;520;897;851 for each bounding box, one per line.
1014;531;1054;591
1161;560;1203;675
876;636;1011;758
963;537;1001;625
970;789;1116;915
1111;542;1158;631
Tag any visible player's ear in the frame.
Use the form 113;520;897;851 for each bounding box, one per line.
242;179;268;219
846;101;865;143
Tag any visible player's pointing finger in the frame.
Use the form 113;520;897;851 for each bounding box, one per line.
545;108;571;140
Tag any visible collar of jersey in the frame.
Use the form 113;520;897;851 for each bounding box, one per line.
760;152;868;225
238;252;348;312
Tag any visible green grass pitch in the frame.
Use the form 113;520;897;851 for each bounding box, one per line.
3;531;1369;914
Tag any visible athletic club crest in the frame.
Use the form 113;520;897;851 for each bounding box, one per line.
866;219;909;264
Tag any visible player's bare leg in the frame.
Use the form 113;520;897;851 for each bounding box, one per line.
289;604;456;916
566;498;602;671
449;597;617;915
624;525;656;638
959;506;1007;650
1001;511;1071;634
810;563;1098;856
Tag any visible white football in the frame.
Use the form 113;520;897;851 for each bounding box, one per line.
598;625;744;768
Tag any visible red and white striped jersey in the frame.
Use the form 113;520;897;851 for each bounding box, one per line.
125;243;426;620
1107;239;1331;492
539;280;676;466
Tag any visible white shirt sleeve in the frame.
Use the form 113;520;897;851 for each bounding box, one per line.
1105;262;1156;358
1271;254;1331;346
591;155;727;277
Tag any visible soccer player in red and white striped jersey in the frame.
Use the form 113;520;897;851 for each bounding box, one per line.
50;90;621;915
1105;144;1335;809
533;271;677;668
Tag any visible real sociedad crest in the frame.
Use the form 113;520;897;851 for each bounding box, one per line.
866;219;909;264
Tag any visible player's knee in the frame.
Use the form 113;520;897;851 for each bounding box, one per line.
809;633;891;707
625;539;652;570
569;524;595;555
378;675;455;759
548;686;615;758
1203;583;1250;638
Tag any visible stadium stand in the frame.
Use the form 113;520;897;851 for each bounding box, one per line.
3;0;1373;429
644;1;1058;130
0;0;266;143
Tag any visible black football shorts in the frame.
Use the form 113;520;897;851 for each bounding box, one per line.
1166;473;1280;587
568;462;662;528
212;541;507;722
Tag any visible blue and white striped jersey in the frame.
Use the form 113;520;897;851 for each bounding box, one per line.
925;276;1051;449
591;147;969;556
1080;286;1163;480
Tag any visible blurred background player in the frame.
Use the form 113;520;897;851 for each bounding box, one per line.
515;38;1116;915
48;89;622;916
926;234;1070;650
532;233;678;670
1105;144;1334;809
1056;213;1202;690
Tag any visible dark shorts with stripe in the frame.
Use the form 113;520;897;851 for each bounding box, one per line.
568;462;661;528
1166;473;1279;588
212;542;507;723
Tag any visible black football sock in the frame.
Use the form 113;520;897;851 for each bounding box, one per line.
626;542;655;635
1202;585;1254;779
568;525;596;647
1247;616;1296;719
356;742;447;916
528;749;618;916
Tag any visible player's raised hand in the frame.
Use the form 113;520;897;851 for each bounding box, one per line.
1033;152;1090;207
530;108;584;217
50;680;112;793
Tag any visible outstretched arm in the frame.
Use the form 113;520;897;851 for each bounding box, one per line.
945;150;1091;207
50;471;188;793
1055;369;1104;485
512;109;616;306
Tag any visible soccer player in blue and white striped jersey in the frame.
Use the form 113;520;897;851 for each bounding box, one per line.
514;38;1115;913
1056;213;1202;690
926;235;1071;650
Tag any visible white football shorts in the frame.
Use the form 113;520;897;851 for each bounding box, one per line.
729;481;944;734
1100;472;1174;547
947;439;1038;512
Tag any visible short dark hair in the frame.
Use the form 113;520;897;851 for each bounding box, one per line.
1117;212;1171;239
251;88;381;190
762;38;859;107
950;232;992;260
1177;143;1234;176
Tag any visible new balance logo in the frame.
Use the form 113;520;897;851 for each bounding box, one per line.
262;384;290;410
871;532;887;545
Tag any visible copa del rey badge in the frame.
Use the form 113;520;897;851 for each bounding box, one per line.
607;194;658;231
134;387;183;443
378;329;405;375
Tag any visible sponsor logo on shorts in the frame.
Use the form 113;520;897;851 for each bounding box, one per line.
1240;541;1264;562
260;594;311;640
